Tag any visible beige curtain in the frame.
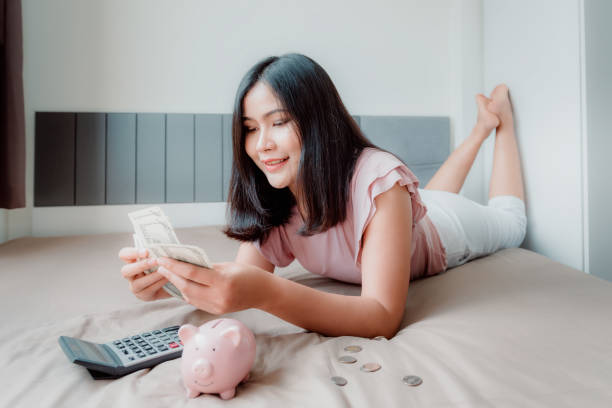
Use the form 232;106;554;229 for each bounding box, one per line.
0;0;25;209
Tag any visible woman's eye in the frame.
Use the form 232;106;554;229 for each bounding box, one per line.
273;119;288;127
245;127;257;133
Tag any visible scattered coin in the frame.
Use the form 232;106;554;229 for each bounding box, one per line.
372;336;386;341
360;362;381;372
344;345;362;353
331;376;347;386
338;355;357;364
402;375;423;386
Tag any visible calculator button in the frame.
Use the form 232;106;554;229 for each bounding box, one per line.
146;349;157;355
168;342;179;349
163;326;180;332
153;330;162;334
122;350;129;355
157;346;168;351
128;356;135;361
137;353;146;358
113;340;121;345
117;344;125;349
143;333;152;337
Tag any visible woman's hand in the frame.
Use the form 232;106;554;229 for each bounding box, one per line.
154;257;272;314
118;247;171;301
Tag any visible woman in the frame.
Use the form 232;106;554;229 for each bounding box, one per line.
119;54;526;339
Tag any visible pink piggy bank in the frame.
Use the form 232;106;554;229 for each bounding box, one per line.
178;318;256;399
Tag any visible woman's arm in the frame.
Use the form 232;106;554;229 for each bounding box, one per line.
261;182;412;338
155;182;412;338
235;242;275;273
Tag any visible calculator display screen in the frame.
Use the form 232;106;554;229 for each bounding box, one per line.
65;338;115;364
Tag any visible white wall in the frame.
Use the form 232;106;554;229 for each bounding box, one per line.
1;0;486;241
450;0;485;203
483;0;585;271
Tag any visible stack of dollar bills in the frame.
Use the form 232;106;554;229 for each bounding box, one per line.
128;207;212;300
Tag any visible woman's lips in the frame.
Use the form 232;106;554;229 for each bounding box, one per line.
263;157;289;172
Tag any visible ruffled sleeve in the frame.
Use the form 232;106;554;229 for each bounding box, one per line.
253;224;295;267
351;148;428;264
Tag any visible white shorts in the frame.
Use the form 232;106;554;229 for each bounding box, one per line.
418;189;527;269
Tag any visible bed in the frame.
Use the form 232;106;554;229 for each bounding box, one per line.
4;113;612;407
1;224;612;407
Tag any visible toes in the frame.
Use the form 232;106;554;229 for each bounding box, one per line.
491;84;509;99
475;94;488;106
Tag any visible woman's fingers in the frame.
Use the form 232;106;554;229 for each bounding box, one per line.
118;247;148;263
130;271;166;293
134;275;170;300
121;258;157;279
157;266;191;293
157;266;210;303
157;257;214;285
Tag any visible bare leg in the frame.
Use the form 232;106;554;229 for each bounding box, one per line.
425;94;499;193
487;85;525;201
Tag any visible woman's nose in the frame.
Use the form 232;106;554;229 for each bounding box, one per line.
255;128;274;152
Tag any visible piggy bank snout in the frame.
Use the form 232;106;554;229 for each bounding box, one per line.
192;358;213;379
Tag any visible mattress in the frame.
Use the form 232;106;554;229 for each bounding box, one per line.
1;226;611;407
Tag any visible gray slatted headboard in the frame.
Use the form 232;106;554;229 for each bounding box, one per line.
34;112;449;206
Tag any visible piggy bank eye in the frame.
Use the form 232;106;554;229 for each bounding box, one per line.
212;347;216;352
195;347;199;351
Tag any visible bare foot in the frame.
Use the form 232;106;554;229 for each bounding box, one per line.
475;93;500;136
487;84;513;126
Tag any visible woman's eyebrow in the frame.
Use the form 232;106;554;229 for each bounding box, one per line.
242;109;289;121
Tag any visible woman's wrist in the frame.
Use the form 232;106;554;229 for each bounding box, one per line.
252;267;280;311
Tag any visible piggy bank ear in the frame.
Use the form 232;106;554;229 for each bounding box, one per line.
220;326;241;347
178;324;198;343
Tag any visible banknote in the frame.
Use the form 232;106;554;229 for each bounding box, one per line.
131;233;183;299
128;207;212;300
128;207;180;246
147;243;212;270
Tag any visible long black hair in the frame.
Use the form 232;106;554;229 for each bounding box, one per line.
224;53;376;242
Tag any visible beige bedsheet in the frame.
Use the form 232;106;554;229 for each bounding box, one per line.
1;226;612;407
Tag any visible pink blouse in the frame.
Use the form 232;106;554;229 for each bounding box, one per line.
254;148;447;283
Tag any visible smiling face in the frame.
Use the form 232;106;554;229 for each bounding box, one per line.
243;81;301;196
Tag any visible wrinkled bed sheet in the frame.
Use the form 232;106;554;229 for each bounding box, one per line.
1;226;612;407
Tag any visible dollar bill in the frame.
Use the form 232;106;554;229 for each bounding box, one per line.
128;207;180;245
128;207;212;300
147;243;212;269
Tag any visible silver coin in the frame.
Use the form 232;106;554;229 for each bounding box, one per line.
360;362;381;372
344;345;362;353
338;355;357;364
402;375;423;386
372;336;386;341
331;376;347;386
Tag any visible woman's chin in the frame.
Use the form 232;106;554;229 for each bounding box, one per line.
268;181;288;190
266;177;289;190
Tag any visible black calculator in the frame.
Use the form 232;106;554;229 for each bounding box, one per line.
58;325;184;379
